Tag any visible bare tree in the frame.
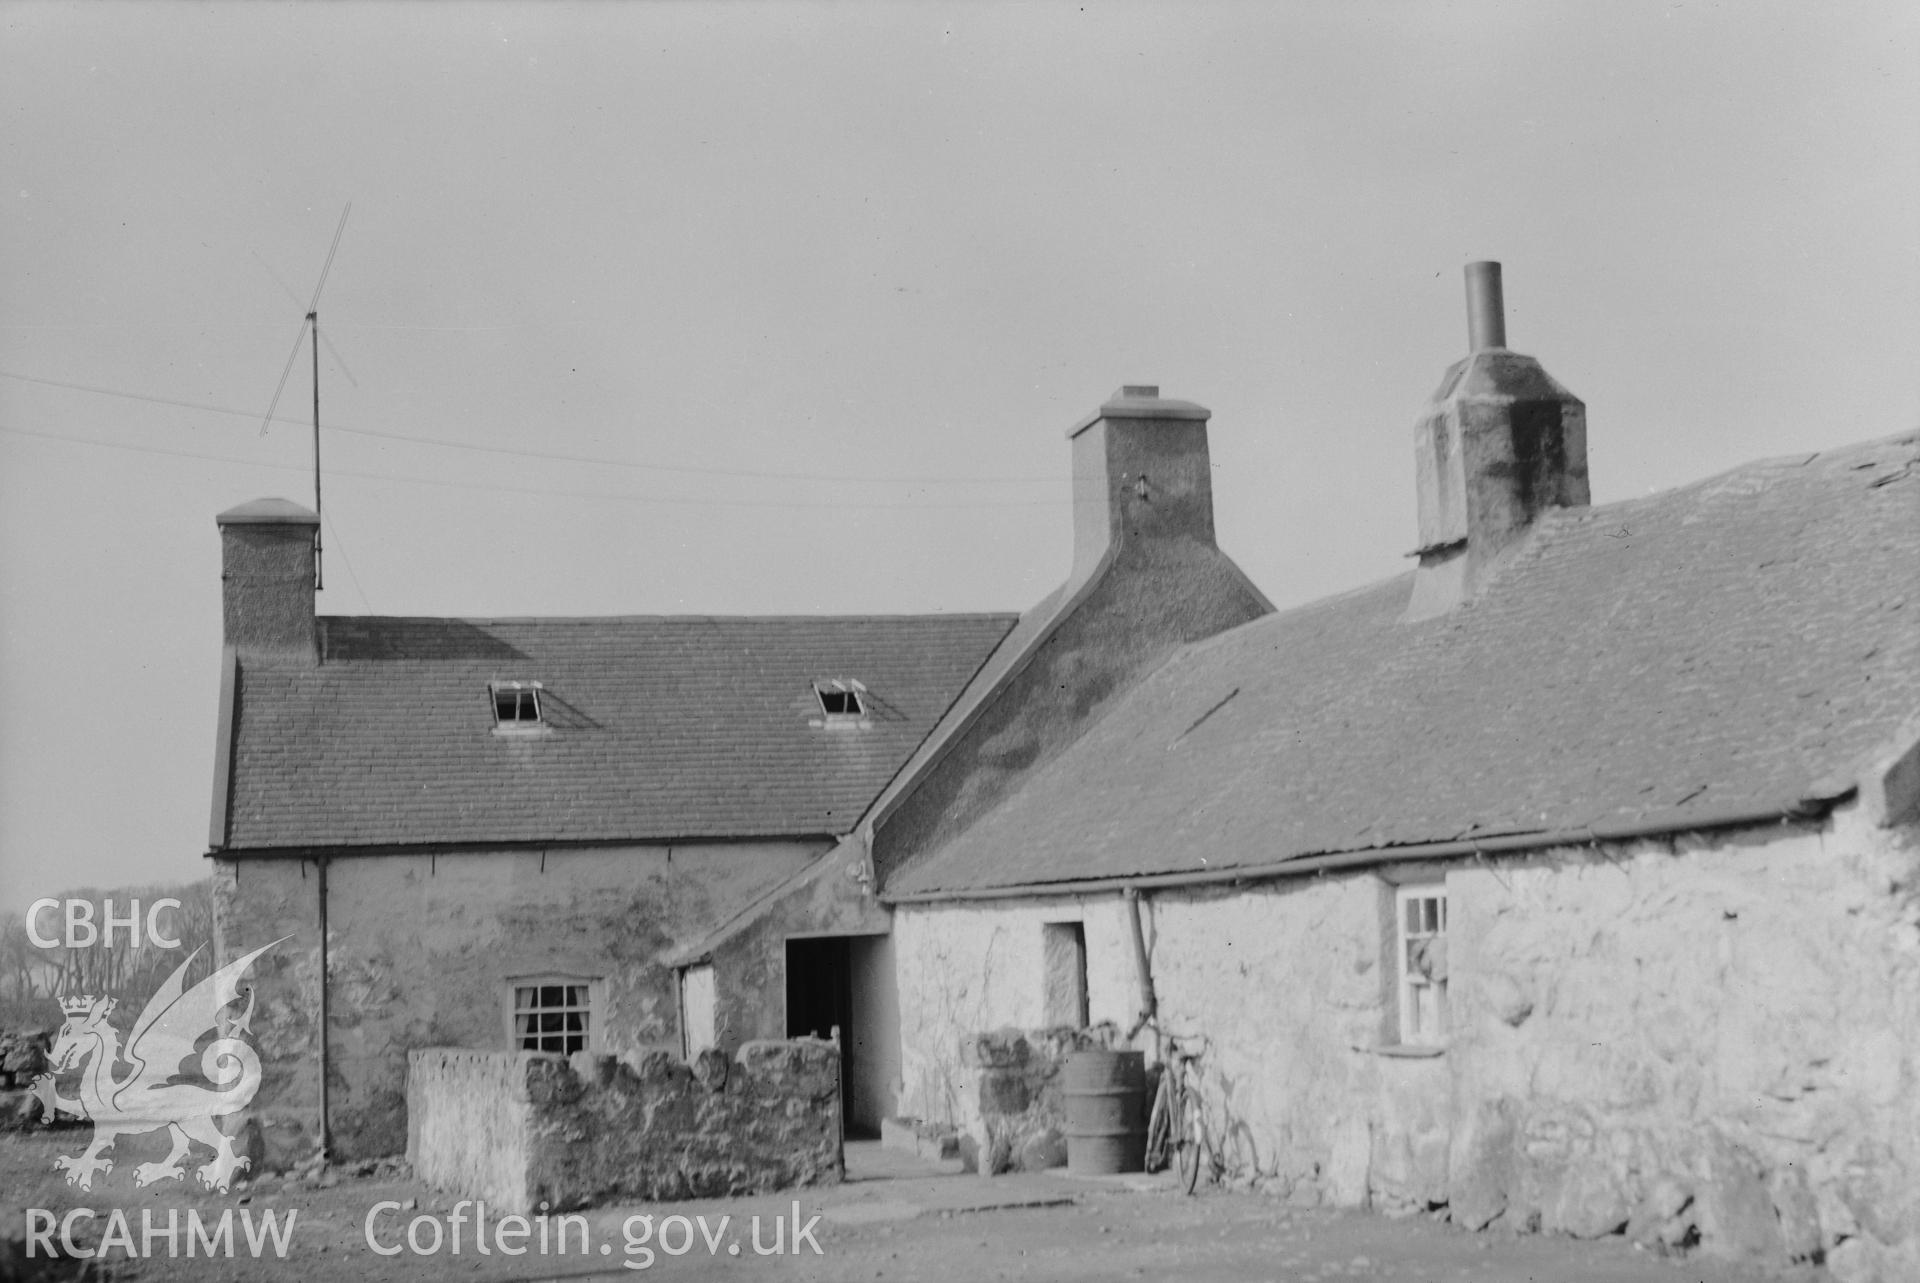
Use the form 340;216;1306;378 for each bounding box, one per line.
3;881;215;1025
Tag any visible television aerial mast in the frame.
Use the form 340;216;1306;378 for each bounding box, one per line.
258;202;352;591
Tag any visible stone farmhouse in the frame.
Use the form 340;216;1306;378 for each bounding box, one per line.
206;369;1272;1161
865;280;1920;1274
208;264;1919;1274
205;524;1018;1158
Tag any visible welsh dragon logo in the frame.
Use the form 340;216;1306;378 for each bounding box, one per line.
32;938;285;1193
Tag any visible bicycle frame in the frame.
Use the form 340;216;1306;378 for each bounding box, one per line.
1143;1026;1214;1193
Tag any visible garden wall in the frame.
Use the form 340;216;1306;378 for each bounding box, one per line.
408;1039;840;1212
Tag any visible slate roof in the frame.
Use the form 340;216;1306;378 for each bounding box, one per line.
220;613;1016;850
885;432;1920;896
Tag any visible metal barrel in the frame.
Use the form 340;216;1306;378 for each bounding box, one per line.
1062;1049;1147;1174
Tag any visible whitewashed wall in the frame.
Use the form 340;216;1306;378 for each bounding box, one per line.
892;804;1920;1279
894;895;1137;1135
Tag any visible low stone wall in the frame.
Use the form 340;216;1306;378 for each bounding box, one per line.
967;1025;1114;1174
408;1040;841;1212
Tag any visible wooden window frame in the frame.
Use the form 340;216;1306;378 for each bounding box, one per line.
506;975;597;1055
1394;884;1449;1047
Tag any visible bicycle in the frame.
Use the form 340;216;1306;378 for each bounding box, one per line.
1142;1027;1214;1195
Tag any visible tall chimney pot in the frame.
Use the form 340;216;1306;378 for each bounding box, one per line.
1465;261;1506;351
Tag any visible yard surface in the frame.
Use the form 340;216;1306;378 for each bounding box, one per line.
2;1131;1819;1283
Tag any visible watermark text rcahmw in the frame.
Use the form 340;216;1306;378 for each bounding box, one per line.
25;1207;297;1260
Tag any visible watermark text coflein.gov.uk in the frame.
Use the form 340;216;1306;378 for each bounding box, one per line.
365;1199;825;1269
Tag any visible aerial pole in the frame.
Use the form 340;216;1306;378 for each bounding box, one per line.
311;309;323;591
259;202;351;593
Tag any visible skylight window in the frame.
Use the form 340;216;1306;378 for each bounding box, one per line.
813;679;867;722
491;681;544;729
818;688;863;717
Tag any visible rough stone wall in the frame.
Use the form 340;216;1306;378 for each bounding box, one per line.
407;1041;841;1212
966;1026;1111;1174
209;857;325;1162
1143;876;1398;1191
1442;808;1920;1280
891;807;1920;1278
213;840;823;1164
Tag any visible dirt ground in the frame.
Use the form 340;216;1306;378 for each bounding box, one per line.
2;1130;1821;1283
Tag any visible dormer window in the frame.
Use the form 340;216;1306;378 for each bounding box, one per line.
491;681;544;730
813;679;867;725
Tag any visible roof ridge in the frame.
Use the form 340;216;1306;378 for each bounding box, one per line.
1559;429;1920;529
318;611;1023;626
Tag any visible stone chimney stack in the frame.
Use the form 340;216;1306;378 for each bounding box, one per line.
1405;263;1589;621
217;499;320;662
1067;385;1218;589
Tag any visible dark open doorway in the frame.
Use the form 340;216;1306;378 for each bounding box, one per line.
785;937;851;1044
786;934;897;1140
786;936;855;1135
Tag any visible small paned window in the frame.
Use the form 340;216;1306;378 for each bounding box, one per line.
1396;886;1448;1046
512;980;591;1054
491;681;543;728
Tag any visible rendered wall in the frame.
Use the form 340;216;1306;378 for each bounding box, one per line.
706;851;889;1051
404;1049;534;1209
893;807;1920;1280
213;840;823;1163
407;1041;841;1212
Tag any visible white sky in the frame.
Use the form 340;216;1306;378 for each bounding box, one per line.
2;2;1915;901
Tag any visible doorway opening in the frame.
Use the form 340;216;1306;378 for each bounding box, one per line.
786;934;897;1139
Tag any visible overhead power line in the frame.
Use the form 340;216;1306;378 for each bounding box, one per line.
0;421;1068;512
0;369;1057;487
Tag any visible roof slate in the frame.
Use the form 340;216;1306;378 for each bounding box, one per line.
222;613;1016;850
885;433;1920;895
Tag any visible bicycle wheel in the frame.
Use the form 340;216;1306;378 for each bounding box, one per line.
1144;1074;1174;1173
1177;1095;1205;1195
